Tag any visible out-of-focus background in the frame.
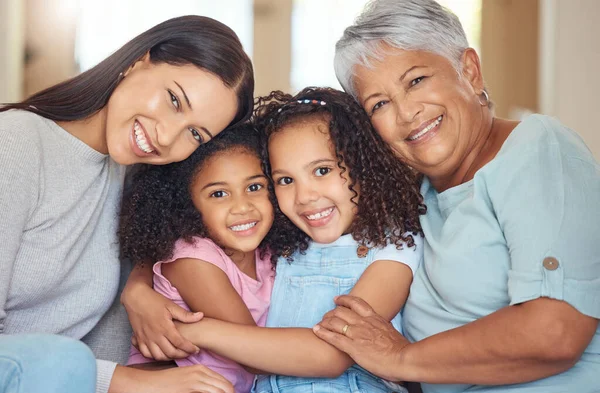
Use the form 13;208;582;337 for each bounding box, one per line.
0;0;598;157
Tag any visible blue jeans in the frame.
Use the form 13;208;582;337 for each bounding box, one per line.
0;334;96;393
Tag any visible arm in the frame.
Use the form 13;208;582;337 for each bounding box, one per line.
161;257;257;326
178;260;413;377
120;262;202;360
397;297;598;384
0;125;39;331
108;363;233;393
315;295;597;384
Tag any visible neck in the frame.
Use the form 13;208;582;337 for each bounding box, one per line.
226;248;257;280
57;107;108;154
430;111;500;193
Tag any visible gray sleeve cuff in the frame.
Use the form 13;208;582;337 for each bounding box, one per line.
95;359;118;393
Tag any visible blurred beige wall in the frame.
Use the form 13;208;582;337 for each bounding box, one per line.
253;0;292;97
0;0;25;103
481;0;539;119
540;0;600;158
23;0;78;97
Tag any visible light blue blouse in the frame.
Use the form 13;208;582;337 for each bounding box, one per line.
403;114;600;393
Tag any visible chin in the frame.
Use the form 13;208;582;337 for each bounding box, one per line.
309;230;343;245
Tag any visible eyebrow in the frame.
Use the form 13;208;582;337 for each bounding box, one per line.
174;81;192;110
200;174;266;191
271;158;336;177
361;65;423;105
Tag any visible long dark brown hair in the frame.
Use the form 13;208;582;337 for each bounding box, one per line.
1;15;254;126
254;87;426;259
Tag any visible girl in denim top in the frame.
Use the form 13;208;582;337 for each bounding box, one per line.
176;87;426;392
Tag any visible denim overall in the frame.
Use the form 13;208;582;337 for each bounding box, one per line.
253;235;407;393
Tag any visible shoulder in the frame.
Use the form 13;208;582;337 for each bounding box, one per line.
0;110;46;174
168;237;232;268
371;233;424;275
0;110;46;150
495;114;596;165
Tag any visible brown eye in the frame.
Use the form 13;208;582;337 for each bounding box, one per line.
210;190;228;198
314;167;331;177
277;177;293;186
189;128;203;143
247;183;263;192
410;76;425;87
168;90;180;110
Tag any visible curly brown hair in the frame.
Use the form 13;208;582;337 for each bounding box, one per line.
119;123;291;267
253;87;426;259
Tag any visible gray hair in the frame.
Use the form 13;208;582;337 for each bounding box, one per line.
335;0;470;98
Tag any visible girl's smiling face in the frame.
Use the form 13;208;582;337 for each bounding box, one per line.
191;149;274;256
268;119;358;244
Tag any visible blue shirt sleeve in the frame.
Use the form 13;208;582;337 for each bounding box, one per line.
371;233;424;275
487;116;600;318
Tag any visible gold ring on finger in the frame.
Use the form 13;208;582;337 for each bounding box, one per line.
342;324;350;336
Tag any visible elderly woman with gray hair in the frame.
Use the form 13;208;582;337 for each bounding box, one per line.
313;0;600;392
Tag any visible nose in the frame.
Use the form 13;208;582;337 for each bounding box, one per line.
230;193;254;215
394;95;423;125
156;116;187;148
295;180;319;205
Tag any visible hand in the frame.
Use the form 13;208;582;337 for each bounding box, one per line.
312;295;410;382
121;278;203;360
113;364;234;393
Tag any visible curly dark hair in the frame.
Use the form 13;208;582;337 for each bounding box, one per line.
119;123;287;267
253;87;426;258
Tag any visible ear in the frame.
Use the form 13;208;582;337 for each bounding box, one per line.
460;48;484;94
123;51;151;77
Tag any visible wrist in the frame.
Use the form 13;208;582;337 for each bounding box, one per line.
392;342;416;382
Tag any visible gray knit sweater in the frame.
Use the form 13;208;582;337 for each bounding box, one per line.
0;110;132;393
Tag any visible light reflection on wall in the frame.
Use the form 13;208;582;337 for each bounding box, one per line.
290;0;482;93
75;0;253;72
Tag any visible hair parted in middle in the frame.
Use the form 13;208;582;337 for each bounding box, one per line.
253;87;426;259
119;122;288;267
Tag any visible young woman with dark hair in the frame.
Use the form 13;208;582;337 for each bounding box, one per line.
0;15;253;393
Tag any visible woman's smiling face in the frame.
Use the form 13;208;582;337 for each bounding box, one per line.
353;46;486;179
105;56;238;166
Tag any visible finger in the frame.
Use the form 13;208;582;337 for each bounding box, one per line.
191;364;230;382
312;324;356;355
334;295;376;317
169;304;204;323
189;366;234;393
138;342;153;359
148;342;169;361
318;317;356;338
156;335;190;359
165;322;201;355
131;335;139;348
326;305;364;325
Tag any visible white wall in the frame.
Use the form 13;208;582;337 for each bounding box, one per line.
0;0;25;102
539;0;600;159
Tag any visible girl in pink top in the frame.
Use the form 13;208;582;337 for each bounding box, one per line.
119;123;290;392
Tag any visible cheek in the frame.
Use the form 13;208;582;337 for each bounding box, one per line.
274;188;294;216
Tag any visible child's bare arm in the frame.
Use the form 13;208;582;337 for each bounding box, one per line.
177;260;413;377
162;257;256;326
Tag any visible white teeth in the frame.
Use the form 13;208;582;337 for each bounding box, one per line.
408;115;443;141
306;208;334;221
134;121;154;153
230;222;257;232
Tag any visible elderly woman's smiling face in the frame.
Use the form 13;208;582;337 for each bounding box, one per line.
353;46;486;178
